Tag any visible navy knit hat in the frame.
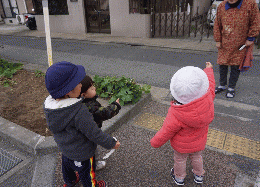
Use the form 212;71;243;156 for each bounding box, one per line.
45;61;86;99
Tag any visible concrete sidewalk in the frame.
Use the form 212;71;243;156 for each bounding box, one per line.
54;98;260;187
1;24;260;56
0;24;260;187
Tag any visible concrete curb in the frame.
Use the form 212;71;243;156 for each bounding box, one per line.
255;170;260;187
31;153;58;187
0;117;54;155
102;92;152;134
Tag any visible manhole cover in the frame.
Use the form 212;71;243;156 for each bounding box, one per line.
0;148;23;177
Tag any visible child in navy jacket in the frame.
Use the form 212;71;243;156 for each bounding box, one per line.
44;61;120;187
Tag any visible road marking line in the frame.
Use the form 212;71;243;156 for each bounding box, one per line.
214;112;253;122
149;86;260;112
214;99;260;112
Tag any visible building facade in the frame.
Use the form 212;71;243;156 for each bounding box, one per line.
0;0;211;38
0;0;34;24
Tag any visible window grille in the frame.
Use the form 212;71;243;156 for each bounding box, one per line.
129;0;151;14
33;0;69;15
129;0;192;14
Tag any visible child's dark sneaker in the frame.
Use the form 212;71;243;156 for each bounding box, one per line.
63;171;80;187
170;168;184;186
192;170;203;184
194;174;203;184
96;180;107;187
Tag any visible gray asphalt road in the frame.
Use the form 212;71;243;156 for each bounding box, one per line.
1;35;260;76
0;35;259;141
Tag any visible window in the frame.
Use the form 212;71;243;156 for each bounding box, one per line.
33;0;69;15
129;0;151;14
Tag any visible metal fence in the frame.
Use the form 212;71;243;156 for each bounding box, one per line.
129;0;216;40
151;6;216;39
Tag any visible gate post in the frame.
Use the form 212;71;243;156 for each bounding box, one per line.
150;0;155;38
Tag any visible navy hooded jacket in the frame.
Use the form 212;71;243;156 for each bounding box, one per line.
43;95;116;161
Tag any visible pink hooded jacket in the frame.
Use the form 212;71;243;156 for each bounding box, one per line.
150;68;215;153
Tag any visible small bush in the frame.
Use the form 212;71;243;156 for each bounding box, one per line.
93;75;151;106
35;70;45;77
0;59;23;87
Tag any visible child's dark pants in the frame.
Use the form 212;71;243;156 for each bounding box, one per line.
62;154;97;187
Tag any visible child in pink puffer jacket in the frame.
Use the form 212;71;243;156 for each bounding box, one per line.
150;62;215;185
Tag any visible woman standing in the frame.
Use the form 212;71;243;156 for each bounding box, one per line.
214;0;260;98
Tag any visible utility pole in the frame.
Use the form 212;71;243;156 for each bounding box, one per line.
42;0;53;67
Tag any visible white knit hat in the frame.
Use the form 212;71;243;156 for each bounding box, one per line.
170;66;209;104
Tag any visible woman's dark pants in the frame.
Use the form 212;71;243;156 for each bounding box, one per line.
219;65;240;89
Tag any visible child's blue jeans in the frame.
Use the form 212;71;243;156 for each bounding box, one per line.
62;154;97;187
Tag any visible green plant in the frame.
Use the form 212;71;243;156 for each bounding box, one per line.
2;79;12;87
0;59;23;87
190;25;196;32
93;75;151;106
35;70;45;77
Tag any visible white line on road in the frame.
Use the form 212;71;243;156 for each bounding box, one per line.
214;99;260;112
214;112;253;122
150;86;260;112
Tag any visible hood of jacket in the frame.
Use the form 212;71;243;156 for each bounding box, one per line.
43;95;84;133
171;91;214;128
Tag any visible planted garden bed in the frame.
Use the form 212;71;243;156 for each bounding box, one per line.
0;59;150;137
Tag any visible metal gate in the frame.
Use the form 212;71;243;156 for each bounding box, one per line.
1;0;19;18
150;0;213;39
85;0;111;33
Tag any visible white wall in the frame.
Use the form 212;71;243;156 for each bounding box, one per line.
16;0;27;14
35;0;86;34
34;0;151;37
192;0;211;16
109;0;151;38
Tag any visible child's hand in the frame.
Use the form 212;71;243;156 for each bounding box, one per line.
116;98;120;105
206;62;213;69
113;141;120;149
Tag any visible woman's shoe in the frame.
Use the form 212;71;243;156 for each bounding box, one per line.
226;89;235;98
215;86;226;94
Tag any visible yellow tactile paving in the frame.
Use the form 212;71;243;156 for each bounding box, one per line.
134;113;260;161
223;134;260;161
206;129;226;150
134;113;164;131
